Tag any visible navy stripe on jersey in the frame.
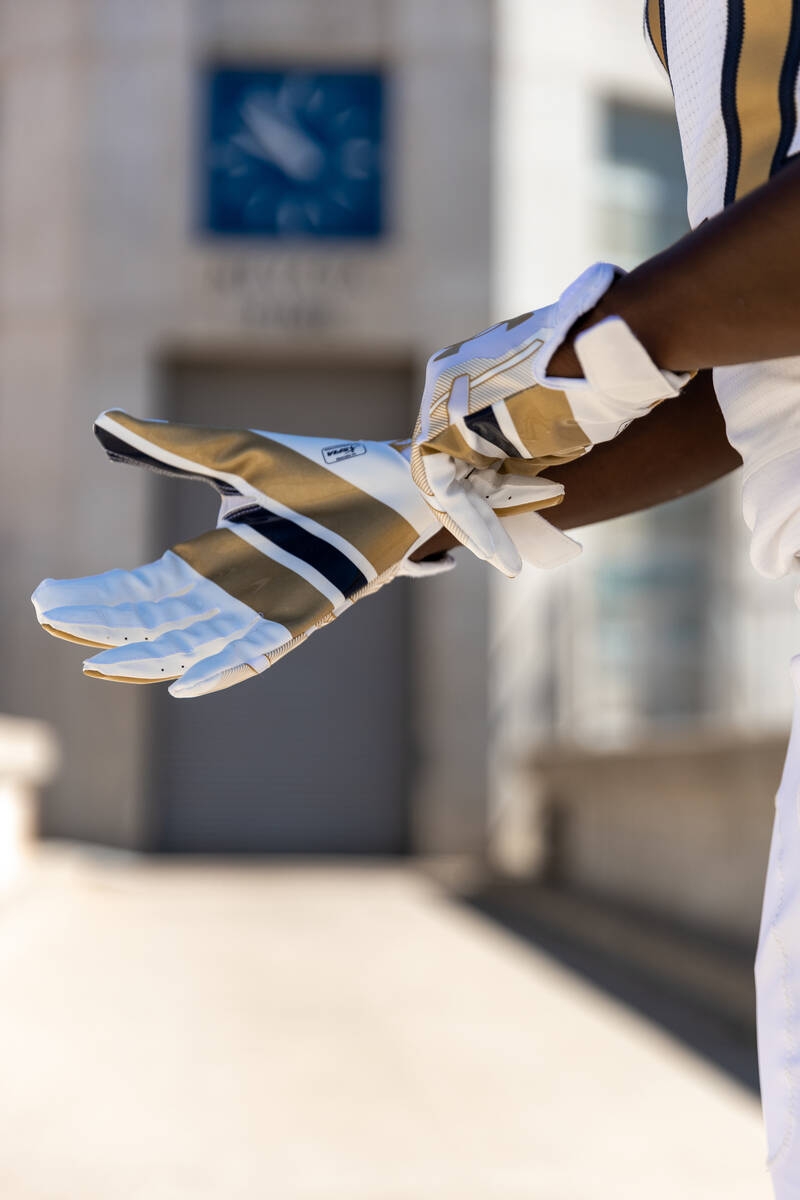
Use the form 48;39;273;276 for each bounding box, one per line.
228;504;368;597
721;0;745;206
772;4;800;174
463;408;521;459
657;0;670;77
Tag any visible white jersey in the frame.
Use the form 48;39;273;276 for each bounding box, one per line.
645;0;800;227
642;0;800;593
641;6;800;1196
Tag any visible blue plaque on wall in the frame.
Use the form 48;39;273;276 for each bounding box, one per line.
201;67;385;238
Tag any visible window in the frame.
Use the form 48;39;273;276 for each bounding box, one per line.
557;100;716;743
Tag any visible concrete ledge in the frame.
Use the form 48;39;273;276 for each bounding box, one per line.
0;714;59;886
533;731;787;942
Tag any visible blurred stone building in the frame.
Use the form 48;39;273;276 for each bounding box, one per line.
1;0;796;943
1;0;495;855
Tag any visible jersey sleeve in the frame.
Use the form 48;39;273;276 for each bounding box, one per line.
654;1;800;586
656;0;800;228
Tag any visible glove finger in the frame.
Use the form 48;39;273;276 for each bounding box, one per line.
32;551;196;621
168;621;294;699
461;488;523;577
39;585;226;649
82;610;273;683
36;565;262;648
93;410;237;488
476;473;565;509
94;410;264;506
427;455;522;576
500;510;582;568
423;454;497;563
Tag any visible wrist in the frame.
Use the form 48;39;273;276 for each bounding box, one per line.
546;283;622;380
545;271;693;386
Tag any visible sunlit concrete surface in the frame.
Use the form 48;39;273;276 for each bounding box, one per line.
0;854;771;1200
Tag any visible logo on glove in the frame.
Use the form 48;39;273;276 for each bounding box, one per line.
321;442;367;464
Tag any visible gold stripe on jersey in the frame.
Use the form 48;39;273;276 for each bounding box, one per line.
109;412;418;577
735;0;795;199
645;0;668;75
174;528;332;637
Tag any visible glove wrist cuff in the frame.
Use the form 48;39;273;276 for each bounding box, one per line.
532;263;691;444
540;315;691;444
574;316;689;406
533;261;620;380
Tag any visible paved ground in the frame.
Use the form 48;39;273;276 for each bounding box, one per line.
0;853;772;1199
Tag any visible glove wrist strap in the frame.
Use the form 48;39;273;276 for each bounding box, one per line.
574;316;690;406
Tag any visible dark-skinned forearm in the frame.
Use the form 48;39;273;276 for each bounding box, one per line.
411;371;740;560
550;157;800;378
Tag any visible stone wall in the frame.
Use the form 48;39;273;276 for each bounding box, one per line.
534;732;786;942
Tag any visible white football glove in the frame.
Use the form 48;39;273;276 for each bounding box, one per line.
32;411;570;699
412;261;690;576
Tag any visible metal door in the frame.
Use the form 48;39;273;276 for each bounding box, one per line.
148;359;415;853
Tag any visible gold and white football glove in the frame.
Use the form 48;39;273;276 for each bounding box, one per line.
412;262;691;576
32;410;559;699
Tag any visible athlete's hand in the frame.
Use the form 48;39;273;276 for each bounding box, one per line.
411;262;690;576
32;411;459;698
31;411;574;699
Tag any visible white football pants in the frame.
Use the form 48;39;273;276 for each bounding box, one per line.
757;656;800;1198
